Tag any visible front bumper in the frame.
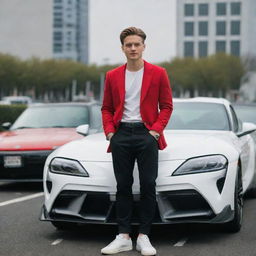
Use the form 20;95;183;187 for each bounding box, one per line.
0;150;52;181
40;189;233;225
41;159;238;224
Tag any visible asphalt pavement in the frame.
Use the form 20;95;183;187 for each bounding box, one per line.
1;182;256;256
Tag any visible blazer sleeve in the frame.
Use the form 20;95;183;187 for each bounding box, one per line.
101;72;116;136
151;69;173;134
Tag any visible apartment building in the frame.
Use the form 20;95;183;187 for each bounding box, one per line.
53;0;89;64
177;0;256;58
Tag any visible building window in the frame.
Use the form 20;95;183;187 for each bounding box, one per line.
199;3;208;16
54;6;62;10
231;41;240;56
54;12;62;17
184;42;194;57
66;23;74;28
54;0;62;3
231;21;240;35
53;32;62;41
216;21;226;35
216;41;226;53
231;2;241;15
199;21;208;36
199;41;208;57
54;47;62;53
53;42;62;53
216;3;226;16
184;22;194;36
185;4;194;16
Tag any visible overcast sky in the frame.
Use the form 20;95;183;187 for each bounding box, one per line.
89;0;176;65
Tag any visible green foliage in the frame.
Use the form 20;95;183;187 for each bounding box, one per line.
0;52;245;99
0;105;27;131
160;53;245;97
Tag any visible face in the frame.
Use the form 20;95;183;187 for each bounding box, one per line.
121;35;145;61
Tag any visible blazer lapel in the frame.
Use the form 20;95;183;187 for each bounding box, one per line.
117;64;126;103
140;61;153;104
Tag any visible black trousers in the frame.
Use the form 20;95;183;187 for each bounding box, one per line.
111;122;158;235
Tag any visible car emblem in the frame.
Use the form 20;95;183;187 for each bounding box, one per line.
14;145;21;149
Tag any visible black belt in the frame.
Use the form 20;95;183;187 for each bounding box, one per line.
120;122;145;128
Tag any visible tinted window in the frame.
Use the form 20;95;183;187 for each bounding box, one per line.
231;2;241;15
185;22;194;36
199;41;208;57
185;4;194;16
199;21;208;36
199;3;208;16
90;105;102;130
216;3;226;15
184;42;194;57
216;41;226;53
231;40;240;56
11;106;89;129
216;21;226;35
166;102;230;131
231;21;240;35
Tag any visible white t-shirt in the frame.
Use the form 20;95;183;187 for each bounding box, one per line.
121;67;144;122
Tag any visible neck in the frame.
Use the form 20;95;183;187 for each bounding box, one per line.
126;59;144;72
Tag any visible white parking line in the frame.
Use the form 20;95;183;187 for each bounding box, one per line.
51;239;63;246
174;237;188;247
0;192;44;207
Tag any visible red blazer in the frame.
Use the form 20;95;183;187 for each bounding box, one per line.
101;60;173;152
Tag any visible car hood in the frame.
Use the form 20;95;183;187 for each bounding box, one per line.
51;130;239;162
0;128;83;151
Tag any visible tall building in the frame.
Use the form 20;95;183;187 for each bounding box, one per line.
53;0;89;64
176;0;256;58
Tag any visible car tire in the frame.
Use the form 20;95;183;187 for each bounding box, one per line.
51;221;75;230
224;167;243;233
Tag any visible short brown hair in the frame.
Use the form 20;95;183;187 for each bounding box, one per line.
120;27;146;45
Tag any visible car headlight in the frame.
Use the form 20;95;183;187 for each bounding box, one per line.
172;155;228;176
49;157;89;177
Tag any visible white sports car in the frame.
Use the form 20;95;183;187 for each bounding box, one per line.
40;98;256;232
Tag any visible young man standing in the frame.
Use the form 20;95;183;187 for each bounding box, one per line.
101;27;173;255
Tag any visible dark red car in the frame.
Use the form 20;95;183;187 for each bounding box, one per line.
0;102;101;181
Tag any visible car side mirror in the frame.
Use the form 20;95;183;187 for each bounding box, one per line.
76;124;89;136
2;122;12;130
237;122;256;137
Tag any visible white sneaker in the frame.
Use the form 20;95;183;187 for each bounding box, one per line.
136;235;156;256
101;234;133;254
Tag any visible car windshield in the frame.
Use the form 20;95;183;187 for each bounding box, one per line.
166;102;230;130
233;105;256;124
11;105;89;130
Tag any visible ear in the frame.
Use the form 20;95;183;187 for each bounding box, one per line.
121;45;124;52
143;44;146;51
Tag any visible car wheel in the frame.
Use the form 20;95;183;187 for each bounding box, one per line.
51;221;75;230
225;167;243;233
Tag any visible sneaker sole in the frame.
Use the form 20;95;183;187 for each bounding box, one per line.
101;246;133;255
136;245;156;256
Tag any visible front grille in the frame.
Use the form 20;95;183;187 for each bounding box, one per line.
0;150;52;180
50;190;162;224
158;190;214;222
49;189;213;224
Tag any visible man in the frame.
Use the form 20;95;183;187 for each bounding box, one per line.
101;27;173;256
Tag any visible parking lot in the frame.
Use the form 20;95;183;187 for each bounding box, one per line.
1;182;256;256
